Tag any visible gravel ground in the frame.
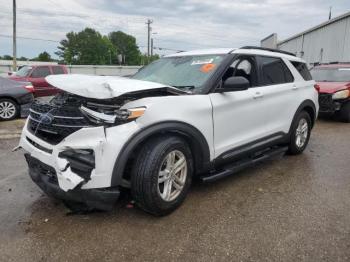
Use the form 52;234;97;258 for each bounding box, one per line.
0;119;349;262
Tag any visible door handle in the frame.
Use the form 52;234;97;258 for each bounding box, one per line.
253;92;264;99
292;84;298;90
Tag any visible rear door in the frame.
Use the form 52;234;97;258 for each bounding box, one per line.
28;66;53;97
254;56;298;135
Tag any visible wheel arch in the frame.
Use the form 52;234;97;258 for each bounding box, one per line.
289;99;317;134
111;121;212;187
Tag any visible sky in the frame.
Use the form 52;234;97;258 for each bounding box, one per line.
0;0;349;59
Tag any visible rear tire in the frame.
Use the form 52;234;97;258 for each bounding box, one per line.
338;102;350;123
287;111;311;155
0;98;19;121
131;136;193;216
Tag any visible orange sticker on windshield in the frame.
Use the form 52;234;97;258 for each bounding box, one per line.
200;63;216;73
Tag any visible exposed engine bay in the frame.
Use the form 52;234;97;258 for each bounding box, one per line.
28;88;182;145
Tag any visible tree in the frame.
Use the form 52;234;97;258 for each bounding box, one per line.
2;55;12;60
56;28;115;65
35;51;52;62
140;53;160;65
108;31;141;65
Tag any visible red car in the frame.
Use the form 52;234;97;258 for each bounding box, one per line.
9;65;68;97
311;64;350;122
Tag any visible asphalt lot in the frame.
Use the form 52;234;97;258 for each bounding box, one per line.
0;118;349;261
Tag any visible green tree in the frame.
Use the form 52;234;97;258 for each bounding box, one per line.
34;51;52;62
2;55;12;60
140;53;160;65
56;28;114;65
108;31;141;65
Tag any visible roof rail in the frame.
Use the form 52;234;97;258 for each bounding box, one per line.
240;46;296;57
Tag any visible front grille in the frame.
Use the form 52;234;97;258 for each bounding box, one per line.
318;93;336;113
28;100;90;145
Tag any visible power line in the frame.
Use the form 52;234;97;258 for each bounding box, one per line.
0;34;59;43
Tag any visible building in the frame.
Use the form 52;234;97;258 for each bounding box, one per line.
261;11;350;65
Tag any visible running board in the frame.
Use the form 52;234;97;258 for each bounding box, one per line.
201;146;288;183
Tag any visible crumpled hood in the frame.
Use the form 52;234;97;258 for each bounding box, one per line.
46;74;179;99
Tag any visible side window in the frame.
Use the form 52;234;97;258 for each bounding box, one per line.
52;66;65;74
31;66;51;78
258;56;294;86
291;61;312;80
222;56;257;87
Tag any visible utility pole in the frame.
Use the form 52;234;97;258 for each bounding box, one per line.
146;19;153;57
151;38;154;57
328;6;332;20
12;0;17;71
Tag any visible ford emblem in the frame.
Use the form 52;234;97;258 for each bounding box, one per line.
39;113;54;125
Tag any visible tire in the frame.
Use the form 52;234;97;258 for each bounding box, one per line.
338;102;350;123
131;136;193;216
0;98;19;121
287;111;312;155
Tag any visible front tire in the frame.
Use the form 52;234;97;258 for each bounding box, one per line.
288;111;311;155
131;136;193;216
0;98;19;121
338;102;350;123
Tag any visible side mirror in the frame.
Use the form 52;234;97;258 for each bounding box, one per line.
216;76;250;93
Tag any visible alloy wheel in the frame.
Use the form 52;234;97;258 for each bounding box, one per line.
0;101;16;119
158;150;187;202
295;118;309;148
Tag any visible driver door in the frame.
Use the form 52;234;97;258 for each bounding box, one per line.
209;55;269;160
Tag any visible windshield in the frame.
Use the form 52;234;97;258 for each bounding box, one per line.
132;55;226;91
15;66;32;77
311;67;350;82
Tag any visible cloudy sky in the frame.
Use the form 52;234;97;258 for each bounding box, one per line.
0;0;349;59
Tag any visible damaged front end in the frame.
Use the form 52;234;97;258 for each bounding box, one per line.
21;87;182;210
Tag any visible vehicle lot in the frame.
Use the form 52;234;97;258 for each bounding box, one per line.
0;119;349;261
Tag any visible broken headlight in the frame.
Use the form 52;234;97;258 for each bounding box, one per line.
80;105;146;125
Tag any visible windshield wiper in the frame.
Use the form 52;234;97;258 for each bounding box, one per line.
173;85;195;90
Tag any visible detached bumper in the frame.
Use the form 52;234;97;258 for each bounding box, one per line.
25;154;120;211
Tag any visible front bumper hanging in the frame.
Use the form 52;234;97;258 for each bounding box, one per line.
25;154;120;211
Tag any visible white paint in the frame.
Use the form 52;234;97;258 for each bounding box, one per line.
46;74;179;99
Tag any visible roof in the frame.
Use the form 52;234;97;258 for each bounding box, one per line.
165;47;305;62
315;63;350;69
279;11;350;45
165;48;236;57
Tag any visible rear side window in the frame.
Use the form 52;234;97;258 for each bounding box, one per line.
31;66;51;78
291;61;312;80
52;66;65;74
258;56;294;86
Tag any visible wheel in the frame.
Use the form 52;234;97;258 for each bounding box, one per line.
338;102;350;123
0;98;19;121
131;136;193;216
287;111;312;155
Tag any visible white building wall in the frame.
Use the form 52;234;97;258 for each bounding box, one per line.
277;14;350;64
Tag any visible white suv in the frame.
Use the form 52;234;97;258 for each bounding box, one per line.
18;47;319;215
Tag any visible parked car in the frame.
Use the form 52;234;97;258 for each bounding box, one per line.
18;47;318;216
310;64;350;122
9;65;68;97
0;77;34;120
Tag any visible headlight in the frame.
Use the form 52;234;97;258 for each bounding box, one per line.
80;105;145;125
332;89;350;100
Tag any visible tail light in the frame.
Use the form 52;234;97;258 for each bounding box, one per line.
23;84;34;93
314;84;320;92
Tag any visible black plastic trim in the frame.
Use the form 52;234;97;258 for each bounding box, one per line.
215;132;288;167
111;121;211;186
